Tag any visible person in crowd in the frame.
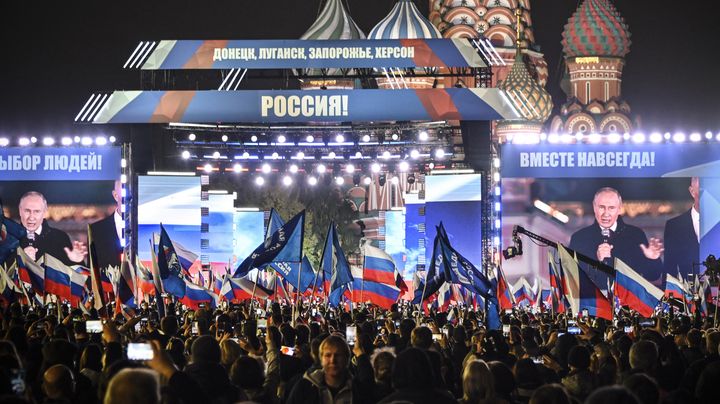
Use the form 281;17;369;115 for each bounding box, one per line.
103;368;159;404
561;345;595;401
459;359;507;404
570;187;664;286
88;180;124;270
529;384;571;404
378;347;455;404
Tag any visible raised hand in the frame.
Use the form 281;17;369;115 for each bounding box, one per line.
639;237;664;260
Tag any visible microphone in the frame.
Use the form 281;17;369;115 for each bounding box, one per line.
26;231;35;247
601;227;610;244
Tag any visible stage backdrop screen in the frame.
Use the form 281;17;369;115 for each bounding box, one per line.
137;175;201;268
424;174;483;270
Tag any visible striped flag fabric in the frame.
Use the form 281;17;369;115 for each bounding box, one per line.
0;210;25;264
362;240;407;293
664;273;690;302
548;250;567;313
17;247;45;296
558;243;612;319
322;222;353;307
179;279;218;309
43;254;89;306
351;265;400;309
614;258;664;318
493;265;514;310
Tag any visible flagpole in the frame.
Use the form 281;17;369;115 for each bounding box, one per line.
310;267;319;300
360;242;366;305
292;260;302;327
250;277;258;317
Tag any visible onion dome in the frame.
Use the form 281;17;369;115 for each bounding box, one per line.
562;0;631;58
301;0;365;40
368;0;442;39
499;52;553;122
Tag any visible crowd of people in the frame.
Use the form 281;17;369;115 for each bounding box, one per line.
0;299;719;404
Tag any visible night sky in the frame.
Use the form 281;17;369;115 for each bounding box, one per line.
1;0;718;137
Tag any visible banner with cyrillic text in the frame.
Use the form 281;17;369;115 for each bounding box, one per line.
0;147;121;181
136;39;486;70
501;144;720;178
90;88;518;124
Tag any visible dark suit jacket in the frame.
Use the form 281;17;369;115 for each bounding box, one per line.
19;219;74;265
663;209;699;279
569;217;663;287
89;213;122;270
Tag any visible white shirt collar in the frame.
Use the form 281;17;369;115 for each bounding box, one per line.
114;211;123;241
600;222;617;232
31;224;43;236
691;206;700;241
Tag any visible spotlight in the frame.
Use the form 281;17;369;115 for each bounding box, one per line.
335;177;345;185
574;133;584;142
61;137;73;146
664;132;672;140
306;135;314;143
399;161;409;172
289;164;299;173
212;151;220;159
181;150;191;159
250;135;258;142
434;149;445;159
371;162;381;173
547;133;560;143
345;164;355;174
296;151;305;159
623;132;631;141
672;132;686;143
607;133;621;143
221;134;228;142
282;176;293;186
689;132;702;142
277;135;286;144
271;152;279;159
233;163;242;173
109;136;116;143
42;137;55;146
30;136;37;144
560;133;573;143
539;133;548;141
74;136;81;143
407;174;416;185
428;162;435;170
363;177;372;186
95;136;108;145
308;176;318;186
328;151;336;159
410;149;420;159
354;151;362;159
188;133;196;141
391;176;399;185
317;164;327;174
391;133;399;141
261;163;272;174
382;151;391;159
493;158;501;168
203;163;213;173
18;137;30;146
0;138;9;147
705;131;714;140
255;176;265;186
649;132;663;143
362;134;371;142
631;132;646;143
335;134;345;143
418;131;428;141
81;136;93;146
242;151;250;159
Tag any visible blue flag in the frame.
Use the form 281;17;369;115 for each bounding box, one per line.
234;210;305;277
265;208;285;241
270;256;315;292
157;224;187;298
413;230;448;304
0;206;26;264
437;223;495;299
321;223;353;307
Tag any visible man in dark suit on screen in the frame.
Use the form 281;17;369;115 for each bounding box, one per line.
663;177;700;279
570;187;665;289
89;180;124;270
18;191;87;266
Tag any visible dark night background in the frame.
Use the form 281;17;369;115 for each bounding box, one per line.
1;0;718;137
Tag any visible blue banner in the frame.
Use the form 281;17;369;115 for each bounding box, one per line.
91;89;517;124
138;39;486;70
0;147;121;181
501;143;720;178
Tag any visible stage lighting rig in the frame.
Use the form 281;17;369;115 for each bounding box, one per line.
703;254;720;283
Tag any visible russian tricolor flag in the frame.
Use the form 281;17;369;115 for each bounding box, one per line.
220;276;271;302
17;247;44;296
179;279;218;309
495;266;514;309
614;258;664;318
44;254;88;305
351;265;401;309
558;244;613;320
664;273;690;302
